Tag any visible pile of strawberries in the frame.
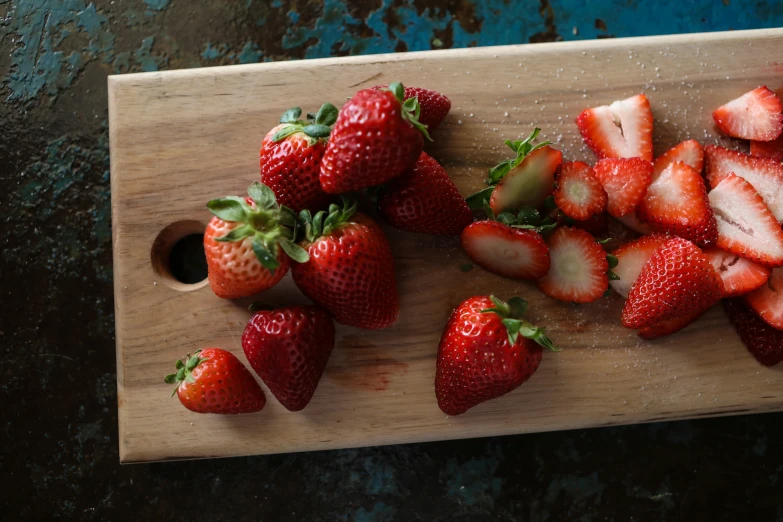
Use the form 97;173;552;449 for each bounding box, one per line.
166;81;783;418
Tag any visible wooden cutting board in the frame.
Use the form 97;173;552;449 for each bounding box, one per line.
110;28;783;464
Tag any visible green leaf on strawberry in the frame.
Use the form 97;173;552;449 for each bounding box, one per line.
272;103;338;144
480;295;559;350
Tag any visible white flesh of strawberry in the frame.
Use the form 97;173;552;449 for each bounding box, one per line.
589;97;647;159
467;234;539;276
610;247;656;298
711;155;783;221
550;241;601;296
491;150;556;212
616;213;654;235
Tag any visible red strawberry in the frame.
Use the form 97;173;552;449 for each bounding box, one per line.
489;146;562;214
292;199;399;329
573;213;608;236
373;85;451;130
712;86;783;141
704;145;783;221
609;234;669;298
744;267;783;330
320;83;427;194
242;305;335;412
553;161;607;220
703;246;771;297
638;307;707;340
165;348;266;414
593;157;652;217
724;298;783;367
637;161;717;245
204;183;309;299
378;151;473;235
750;134;783;162
615;212;654;235
461;220;550;279
622;237;723;329
653;139;703;177
537;227;609;303
576;93;654;161
708;173;783;268
435;295;557;416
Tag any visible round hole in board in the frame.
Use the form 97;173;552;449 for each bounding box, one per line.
151;221;209;291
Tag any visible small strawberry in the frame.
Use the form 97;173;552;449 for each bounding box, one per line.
622;237;723;329
165;348;266;414
378;151;473;235
260;104;337;213
204;183;309;299
712;86;783;141
638;307;708;340
750;134;783;162
320;82;428;194
708;173;783;268
609;234;669;298
292;199;399;329
593;157;652;218
435;295;558;416
724;298;783;367
653;139;704;177
553;161;607;221
703;246;771;298
373;85;451;130
537;227;610;303
461;220;550;280
576;93;654;161
242;305;335;412
744;267;783;330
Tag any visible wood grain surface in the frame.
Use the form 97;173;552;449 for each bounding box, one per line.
109;29;783;464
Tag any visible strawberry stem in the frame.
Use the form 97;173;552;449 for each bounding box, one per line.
480;295;560;351
299;197;358;243
164;350;209;397
387;81;432;142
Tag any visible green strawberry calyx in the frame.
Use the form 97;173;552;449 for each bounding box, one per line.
387;82;433;142
164;350;209;397
207;182;310;272
271;103;339;145
480;295;559;351
298;197;358;243
480;200;559;236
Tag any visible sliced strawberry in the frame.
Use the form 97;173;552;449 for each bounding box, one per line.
576;93;653;161
703;246;771;297
704;145;783;222
489;146;562;214
744;267;783;330
708;173;783;268
653;139;703;177
638;307;708;340
724;298;783;367
637;161;717;245
750;134;783;162
609;234;669;298
537;227;608;303
461;220;550;279
553;161;607;220
593;157;652;217
712;86;783;141
615;212;654;235
622;236;723;329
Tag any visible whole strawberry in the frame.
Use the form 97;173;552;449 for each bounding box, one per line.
165;348;266;414
378;151;473;235
436;295;557;416
204;182;309;299
292;198;399;329
242;305;335;411
373;85;451;130
320;82;429;194
260;104;336;213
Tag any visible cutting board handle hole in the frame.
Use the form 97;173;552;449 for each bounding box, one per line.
151;221;209;291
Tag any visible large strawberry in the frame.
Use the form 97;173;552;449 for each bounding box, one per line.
242;305;335;412
320;82;428;194
292;198;399;329
260;104;337;212
435;295;557;416
204;182;309;299
373;85;451;130
165;348;266;414
378;151;473;235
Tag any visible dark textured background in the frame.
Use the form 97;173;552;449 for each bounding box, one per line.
2;1;783;520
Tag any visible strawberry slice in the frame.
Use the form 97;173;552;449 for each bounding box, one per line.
461;220;550;279
744;267;783;330
593;157;652;217
637;161;717;245
653;139;703;177
703;246;771;297
638;307;708;340
712;86;783;141
724;299;783;367
553;161;607;221
615;212;654;235
750;134;783;162
622;236;723;329
537;227;609;303
609;234;669;298
708;173;783;268
489;146;562;214
576;93;653;161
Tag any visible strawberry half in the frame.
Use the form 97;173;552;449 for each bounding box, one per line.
622;236;723;329
461;220;550;279
744;267;783;330
576;93;654;161
609;234;669;298
712;86;783;141
724;299;783;367
750;134;783;162
653;139;703;177
704;145;783;221
593;157;652;217
703;246;771;298
708;173;783;268
489;146;562;214
638;307;708;340
374;85;451;131
553;161;607;221
537;227;609;303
